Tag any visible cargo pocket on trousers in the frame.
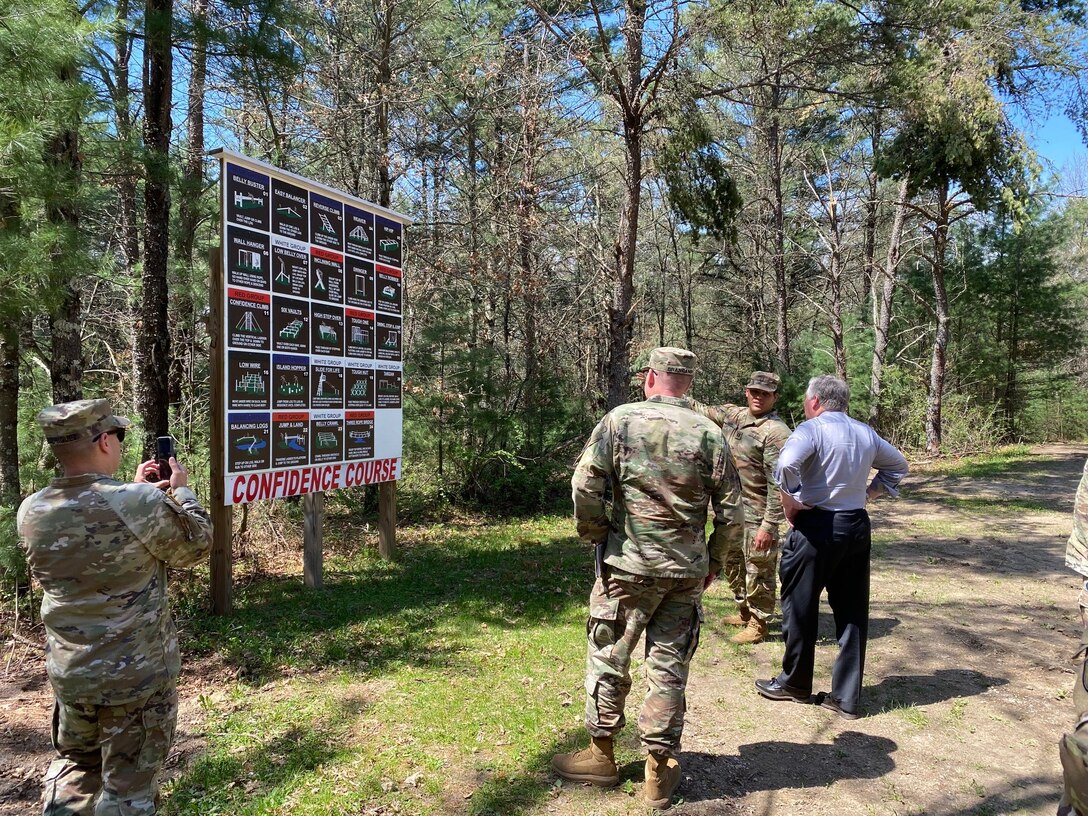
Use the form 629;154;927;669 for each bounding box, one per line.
587;594;621;654
683;603;704;664
137;694;177;772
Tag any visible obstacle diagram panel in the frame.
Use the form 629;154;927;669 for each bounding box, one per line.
216;149;408;505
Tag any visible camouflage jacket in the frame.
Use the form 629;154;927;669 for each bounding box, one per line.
572;395;742;579
1069;457;1088;577
18;474;213;705
690;402;791;536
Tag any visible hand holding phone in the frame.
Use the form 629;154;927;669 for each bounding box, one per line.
156;436;176;480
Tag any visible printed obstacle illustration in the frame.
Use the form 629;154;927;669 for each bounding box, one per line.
234;435;267;454
278;376;305;396
279;433;306;452
236;311;263;335
234;372;265;395
237;249;262;272
317;213;336;235
234;191;263;210
279;319;304;340
315;372;340;397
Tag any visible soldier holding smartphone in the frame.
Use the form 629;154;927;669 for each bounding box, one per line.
18;399;212;815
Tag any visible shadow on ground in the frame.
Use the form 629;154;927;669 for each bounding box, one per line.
864;669;1008;712
677;731;897;805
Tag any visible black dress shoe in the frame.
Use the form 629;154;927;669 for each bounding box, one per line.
754;678;811;703
815;692;861;720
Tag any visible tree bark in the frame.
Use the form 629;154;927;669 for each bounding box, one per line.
48;284;83;403
517;37;541;452
172;0;208;425
868;175;910;428
136;0;173;449
924;182;952;456
0;327;20;505
605;0;647;411
45;57;83;404
766;71;789;373
114;0;140;274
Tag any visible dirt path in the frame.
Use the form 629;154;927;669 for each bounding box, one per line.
3;444;1086;816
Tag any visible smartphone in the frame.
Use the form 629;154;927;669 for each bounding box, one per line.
156;436;176;479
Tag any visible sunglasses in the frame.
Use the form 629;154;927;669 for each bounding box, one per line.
94;428;126;444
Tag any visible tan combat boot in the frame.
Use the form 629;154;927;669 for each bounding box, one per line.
722;604;751;626
551;736;619;786
643;751;681;809
730;616;767;645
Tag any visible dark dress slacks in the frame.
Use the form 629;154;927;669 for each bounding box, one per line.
776;507;871;713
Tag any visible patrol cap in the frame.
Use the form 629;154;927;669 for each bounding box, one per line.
745;371;780;393
37;399;131;446
647;347;696;376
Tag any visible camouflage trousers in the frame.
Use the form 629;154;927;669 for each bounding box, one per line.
722;522;778;621
583;570;704;757
42;682;177;815
1059;584;1088;816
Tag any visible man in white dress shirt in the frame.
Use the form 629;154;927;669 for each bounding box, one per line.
753;375;908;719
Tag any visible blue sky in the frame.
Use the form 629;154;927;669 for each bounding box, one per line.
1014;110;1086;190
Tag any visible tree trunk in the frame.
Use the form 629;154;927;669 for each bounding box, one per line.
0;327;20;505
49;285;83;403
924;183;951;456
868;175;910;428
829;245;846;382
375;6;393;208
136;0;173;450
0;183;20;504
606;113;641;411
517;37;540;453
863;112;882;314
605;0;646;410
171;0;208;431
768;74;789;373
1003;235;1021;438
45;58;83;404
114;0;140;275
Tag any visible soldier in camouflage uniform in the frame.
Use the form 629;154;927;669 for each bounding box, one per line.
1060;456;1088;816
550;348;742;810
692;371;791;644
18;399;213;815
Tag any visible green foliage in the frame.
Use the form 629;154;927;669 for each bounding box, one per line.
0;0;98;318
0;504;27;591
874;0;1078;220
656;100;741;241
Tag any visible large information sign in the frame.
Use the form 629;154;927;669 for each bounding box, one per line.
216;149;408;505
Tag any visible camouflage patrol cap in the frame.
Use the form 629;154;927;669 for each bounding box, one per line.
745;371;780;393
648;347;696;376
37;399;131;446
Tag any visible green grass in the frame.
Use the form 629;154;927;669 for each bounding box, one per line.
165;515;597;816
912;495;1056;514
912;445;1035;478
